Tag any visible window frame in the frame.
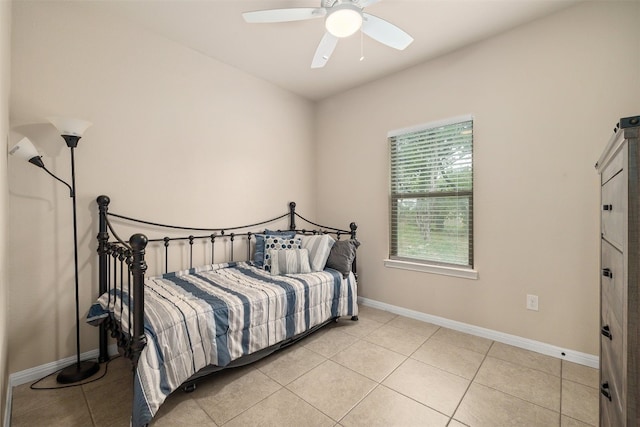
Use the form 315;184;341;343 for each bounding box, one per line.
387;115;476;277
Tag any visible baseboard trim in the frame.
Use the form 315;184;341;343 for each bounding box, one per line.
4;344;119;427
358;297;599;369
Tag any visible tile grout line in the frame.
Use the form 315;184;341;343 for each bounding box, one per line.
190;397;219;426
332;324;438;425
330;316;420;424
345;326;460;422
279;355;351;424
282;318;428;425
447;339;496;425
487;343;565;378
80;383;98;427
281;381;337;423
192;321;367;426
218;380;283;426
475;353;568;418
468;362;570;421
261;335;353;424
559;360;563;426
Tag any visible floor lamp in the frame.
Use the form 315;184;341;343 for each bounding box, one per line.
9;117;100;384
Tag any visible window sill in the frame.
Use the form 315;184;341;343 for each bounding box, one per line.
384;259;478;280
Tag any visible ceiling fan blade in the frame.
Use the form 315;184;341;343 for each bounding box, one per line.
362;13;413;50
311;32;339;68
243;8;326;23
357;0;382;7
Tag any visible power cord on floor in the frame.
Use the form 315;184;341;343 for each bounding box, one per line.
29;356;122;390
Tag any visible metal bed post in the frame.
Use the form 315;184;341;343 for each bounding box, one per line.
289;202;296;231
189;235;194;269
164;237;170;274
129;233;148;366
210;234;216;265
350;222;358;278
97;195;110;363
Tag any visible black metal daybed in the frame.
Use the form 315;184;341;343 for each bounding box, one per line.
87;196;359;427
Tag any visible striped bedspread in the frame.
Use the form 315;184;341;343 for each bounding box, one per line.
87;261;358;427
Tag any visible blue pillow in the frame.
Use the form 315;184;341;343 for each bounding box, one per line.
253;229;296;267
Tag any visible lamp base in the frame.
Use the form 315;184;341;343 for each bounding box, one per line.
56;360;100;384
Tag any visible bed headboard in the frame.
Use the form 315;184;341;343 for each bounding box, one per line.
97;196;357;274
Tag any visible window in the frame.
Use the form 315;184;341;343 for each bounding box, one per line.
388;115;473;270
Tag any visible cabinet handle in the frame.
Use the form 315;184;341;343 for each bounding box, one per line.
602;204;613;211
600;382;612;401
602;268;613;279
601;325;612;340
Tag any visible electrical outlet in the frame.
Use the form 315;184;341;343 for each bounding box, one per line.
526;294;539;311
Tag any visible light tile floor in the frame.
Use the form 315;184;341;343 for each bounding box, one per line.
11;305;599;426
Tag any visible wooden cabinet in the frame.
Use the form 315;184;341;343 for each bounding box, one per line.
595;115;640;427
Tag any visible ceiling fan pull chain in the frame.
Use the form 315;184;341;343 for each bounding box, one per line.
360;30;365;61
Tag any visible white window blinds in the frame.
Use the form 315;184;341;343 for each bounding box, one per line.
389;115;473;268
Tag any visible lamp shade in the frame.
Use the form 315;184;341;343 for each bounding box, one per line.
9;137;41;162
47;117;93;137
325;4;362;38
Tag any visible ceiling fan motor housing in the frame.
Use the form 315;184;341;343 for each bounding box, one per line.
325;2;363;38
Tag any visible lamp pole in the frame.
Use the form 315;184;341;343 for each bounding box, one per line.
71;146;80;369
56;135;100;384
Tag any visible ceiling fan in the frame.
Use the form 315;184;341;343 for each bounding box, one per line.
242;0;413;68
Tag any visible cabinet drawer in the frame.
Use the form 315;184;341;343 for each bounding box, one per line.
600;336;625;426
600;320;624;402
601;388;624;427
601;145;625;184
602;169;626;250
601;240;624;322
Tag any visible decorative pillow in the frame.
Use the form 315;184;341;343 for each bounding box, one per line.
263;236;302;272
297;234;335;272
268;248;311;275
253;229;296;267
326;239;361;277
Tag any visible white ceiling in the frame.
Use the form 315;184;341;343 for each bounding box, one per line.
90;0;579;101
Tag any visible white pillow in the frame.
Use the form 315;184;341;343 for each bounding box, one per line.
263;236;302;272
297;234;335;272
268;248;311;275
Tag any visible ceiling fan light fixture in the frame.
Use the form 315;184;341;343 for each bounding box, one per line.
325;4;362;38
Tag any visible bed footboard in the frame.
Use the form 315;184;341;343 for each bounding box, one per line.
97;196;148;365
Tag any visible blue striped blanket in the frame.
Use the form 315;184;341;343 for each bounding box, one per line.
87;261;358;427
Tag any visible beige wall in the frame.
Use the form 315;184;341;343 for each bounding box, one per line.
315;1;640;355
1;0;11;419
8;1;315;373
